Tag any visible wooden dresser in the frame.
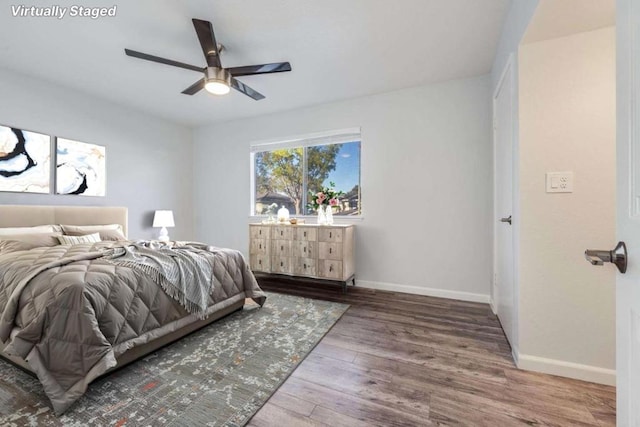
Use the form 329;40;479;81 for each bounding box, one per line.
249;223;355;292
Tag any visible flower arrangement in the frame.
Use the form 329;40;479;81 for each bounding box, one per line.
308;182;344;212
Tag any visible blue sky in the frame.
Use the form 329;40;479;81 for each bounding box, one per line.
323;141;360;192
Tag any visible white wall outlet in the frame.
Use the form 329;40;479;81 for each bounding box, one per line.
546;171;573;193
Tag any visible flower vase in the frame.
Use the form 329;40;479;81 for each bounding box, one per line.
317;206;327;225
325;205;334;225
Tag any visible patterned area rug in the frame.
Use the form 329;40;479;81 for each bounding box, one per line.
0;292;348;426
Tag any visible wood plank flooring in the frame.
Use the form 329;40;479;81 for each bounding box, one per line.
248;279;616;426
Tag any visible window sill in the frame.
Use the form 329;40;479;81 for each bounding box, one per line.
248;215;364;223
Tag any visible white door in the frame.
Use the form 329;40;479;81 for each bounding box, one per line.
616;0;640;424
494;57;515;347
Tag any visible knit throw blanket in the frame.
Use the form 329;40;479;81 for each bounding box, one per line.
102;242;214;319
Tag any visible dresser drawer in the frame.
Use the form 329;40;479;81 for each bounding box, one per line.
318;228;343;243
273;226;292;240
294;257;317;276
271;240;291;257
271;256;292;274
319;260;343;280
293;241;317;258
249;238;269;255
250;225;270;239
318;242;343;260
295;227;317;241
250;254;270;272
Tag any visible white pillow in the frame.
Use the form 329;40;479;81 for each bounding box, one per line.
0;225;58;236
57;232;102;245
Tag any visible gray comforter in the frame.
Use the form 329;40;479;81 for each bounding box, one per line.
0;241;266;415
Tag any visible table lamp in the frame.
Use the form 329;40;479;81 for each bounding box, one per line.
153;210;175;241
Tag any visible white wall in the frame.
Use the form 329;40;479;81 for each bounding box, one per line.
517;27;616;384
193;75;493;301
0;67;194;240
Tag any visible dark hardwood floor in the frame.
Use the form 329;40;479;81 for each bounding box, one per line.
248;279;616;427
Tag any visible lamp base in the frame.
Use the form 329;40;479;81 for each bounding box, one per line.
158;227;170;242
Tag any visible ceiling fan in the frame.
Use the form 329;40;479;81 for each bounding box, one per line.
124;18;291;100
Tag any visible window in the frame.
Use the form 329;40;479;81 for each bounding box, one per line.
251;130;361;216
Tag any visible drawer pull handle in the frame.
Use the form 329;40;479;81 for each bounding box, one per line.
304;231;307;237
280;231;283;236
281;245;284;251
329;265;333;272
259;244;262;249
259;260;262;265
304;263;307;269
259;230;262;235
330;232;332;238
304;246;307;253
280;261;283;267
329;248;332;254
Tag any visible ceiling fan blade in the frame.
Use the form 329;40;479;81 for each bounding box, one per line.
227;62;292;77
192;19;222;68
124;49;204;73
181;78;205;95
231;77;265;100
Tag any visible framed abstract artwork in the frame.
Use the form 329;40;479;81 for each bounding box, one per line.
0;125;51;194
56;138;106;196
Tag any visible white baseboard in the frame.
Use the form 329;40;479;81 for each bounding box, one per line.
355;280;490;304
517;353;616;386
511;344;520;366
490;284;498;314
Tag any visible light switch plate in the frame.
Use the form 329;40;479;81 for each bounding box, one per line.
546;171;573;193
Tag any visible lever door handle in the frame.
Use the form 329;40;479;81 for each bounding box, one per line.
500;215;512;225
585;241;627;273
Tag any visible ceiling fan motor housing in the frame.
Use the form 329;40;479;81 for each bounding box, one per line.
206;67;230;86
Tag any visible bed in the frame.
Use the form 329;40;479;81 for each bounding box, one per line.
0;205;266;415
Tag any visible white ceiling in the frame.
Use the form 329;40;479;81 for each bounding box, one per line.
0;0;510;127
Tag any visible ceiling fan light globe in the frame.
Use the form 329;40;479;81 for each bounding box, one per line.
205;80;230;95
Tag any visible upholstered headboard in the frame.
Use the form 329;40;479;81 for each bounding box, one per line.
0;205;128;236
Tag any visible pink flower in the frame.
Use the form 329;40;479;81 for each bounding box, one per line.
329;198;339;206
316;192;326;203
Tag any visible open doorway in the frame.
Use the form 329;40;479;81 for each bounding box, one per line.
494;0;616;386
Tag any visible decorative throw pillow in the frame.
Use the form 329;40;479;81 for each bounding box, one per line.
60;224;126;240
57;232;102;245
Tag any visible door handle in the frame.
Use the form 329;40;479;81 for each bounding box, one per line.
500;215;512;225
585;241;627;273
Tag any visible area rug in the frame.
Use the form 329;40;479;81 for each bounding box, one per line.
0;292;349;426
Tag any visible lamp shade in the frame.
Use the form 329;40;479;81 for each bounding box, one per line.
153;210;175;228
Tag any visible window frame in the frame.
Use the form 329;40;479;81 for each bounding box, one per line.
249;128;362;219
